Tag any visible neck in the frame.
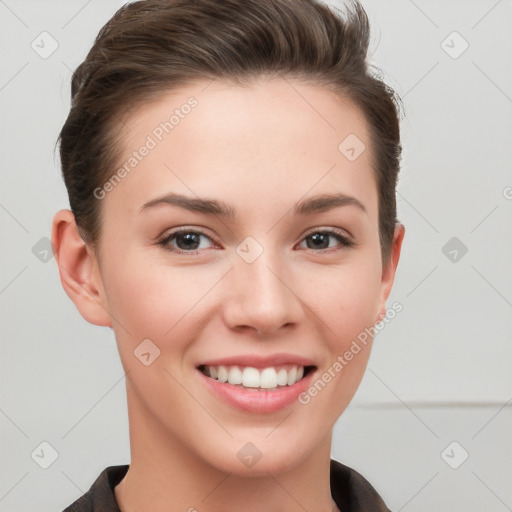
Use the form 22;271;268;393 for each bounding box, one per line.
114;384;339;512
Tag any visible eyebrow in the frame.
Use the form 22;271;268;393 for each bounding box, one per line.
139;192;366;217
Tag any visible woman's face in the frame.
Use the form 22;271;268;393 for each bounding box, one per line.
83;77;403;474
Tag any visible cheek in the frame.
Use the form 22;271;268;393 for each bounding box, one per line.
101;252;224;346
305;259;382;341
303;266;380;414
104;265;172;336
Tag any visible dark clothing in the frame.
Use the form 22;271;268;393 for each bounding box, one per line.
62;459;391;511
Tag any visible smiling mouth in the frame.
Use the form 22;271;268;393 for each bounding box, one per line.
197;364;316;391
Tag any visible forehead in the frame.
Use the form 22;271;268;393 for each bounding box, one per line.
102;77;377;223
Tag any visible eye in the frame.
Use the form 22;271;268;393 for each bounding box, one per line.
298;229;355;252
157;228;217;254
157;227;355;255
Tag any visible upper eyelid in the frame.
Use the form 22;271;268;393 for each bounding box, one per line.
302;226;352;239
160;226;351;239
161;227;218;243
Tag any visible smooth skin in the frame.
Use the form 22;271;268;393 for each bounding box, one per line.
52;77;404;512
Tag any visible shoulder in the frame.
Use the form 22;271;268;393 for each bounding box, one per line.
330;458;392;512
61;465;128;512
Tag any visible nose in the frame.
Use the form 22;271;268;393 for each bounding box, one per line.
222;249;303;336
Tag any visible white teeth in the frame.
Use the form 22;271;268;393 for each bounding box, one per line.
276;368;288;386
287;366;297;386
217;365;228;383
227;365;243;385
203;364;308;389
242;367;260;388
260;368;277;388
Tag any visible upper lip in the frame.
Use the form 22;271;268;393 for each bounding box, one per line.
197;353;316;369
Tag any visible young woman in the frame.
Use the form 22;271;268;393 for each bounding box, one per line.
52;0;405;510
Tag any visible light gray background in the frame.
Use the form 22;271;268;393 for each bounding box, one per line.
1;0;511;511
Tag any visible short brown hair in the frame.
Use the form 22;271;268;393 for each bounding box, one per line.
57;0;403;264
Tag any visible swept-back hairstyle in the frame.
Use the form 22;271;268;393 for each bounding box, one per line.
57;0;403;263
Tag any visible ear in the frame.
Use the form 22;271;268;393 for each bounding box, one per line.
51;209;112;327
376;223;405;322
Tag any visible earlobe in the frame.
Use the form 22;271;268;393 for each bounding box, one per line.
376;223;405;321
51;209;112;327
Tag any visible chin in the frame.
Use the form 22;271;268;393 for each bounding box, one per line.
200;435;313;477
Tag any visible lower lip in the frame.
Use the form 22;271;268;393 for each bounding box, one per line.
197;368;316;413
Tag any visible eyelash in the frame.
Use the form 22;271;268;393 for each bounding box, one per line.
156;227;355;255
